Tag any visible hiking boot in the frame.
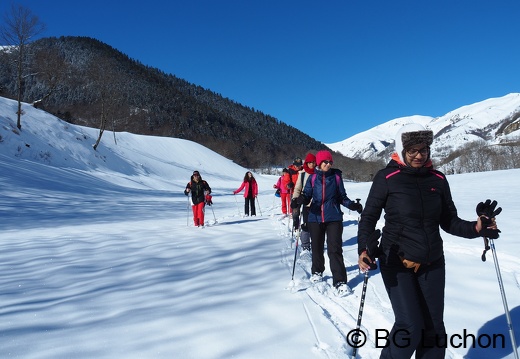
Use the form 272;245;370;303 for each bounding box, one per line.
335;282;352;297
310;272;323;283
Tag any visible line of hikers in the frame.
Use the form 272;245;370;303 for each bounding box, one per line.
184;123;503;358
184;150;363;296
283;151;362;296
183;169;260;227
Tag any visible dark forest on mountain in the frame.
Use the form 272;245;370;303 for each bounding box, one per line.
0;36;383;180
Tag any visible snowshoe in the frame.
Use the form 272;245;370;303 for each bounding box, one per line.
310;272;323;283
334;282;352;297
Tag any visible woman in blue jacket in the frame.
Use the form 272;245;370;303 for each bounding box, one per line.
299;150;362;296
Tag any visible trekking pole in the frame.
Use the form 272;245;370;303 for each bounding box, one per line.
290;227;300;282
290;212;303;281
256;196;263;216
482;237;519;359
351;269;369;359
233;194;241;216
351;259;377;359
209;205;217;223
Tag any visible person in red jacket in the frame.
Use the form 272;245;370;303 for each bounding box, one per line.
273;168;292;216
233;171;259;216
291;153;316;257
287;157;303;190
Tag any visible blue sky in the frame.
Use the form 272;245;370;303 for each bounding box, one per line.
2;0;520;143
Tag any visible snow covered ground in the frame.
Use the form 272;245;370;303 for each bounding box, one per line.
1;97;519;358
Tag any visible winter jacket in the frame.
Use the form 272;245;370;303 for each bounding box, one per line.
184;178;211;205
302;168;355;223
292;167;314;207
357;159;479;264
234;180;258;198
287;164;301;187
275;173;292;194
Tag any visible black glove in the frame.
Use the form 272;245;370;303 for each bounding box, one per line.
184;190;189;196
287;182;294;189
480;227;500;239
476;199;501;239
476;199;502;218
297;195;309;206
347;201;363;214
290;198;300;209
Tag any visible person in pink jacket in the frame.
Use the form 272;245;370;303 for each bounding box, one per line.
273;168;292;216
233;171;259;216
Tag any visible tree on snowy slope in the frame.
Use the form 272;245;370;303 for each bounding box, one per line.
90;56;126;151
0;4;45;130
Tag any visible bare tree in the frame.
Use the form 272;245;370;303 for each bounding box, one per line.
90;57;125;151
0;4;45;129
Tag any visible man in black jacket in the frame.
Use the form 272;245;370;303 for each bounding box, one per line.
184;170;211;227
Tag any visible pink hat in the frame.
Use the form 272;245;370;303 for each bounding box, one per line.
316;150;333;166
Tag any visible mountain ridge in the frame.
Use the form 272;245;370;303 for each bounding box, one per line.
327;93;520;173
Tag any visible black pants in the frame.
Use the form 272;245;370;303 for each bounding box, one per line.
244;197;256;216
379;254;446;359
308;221;346;286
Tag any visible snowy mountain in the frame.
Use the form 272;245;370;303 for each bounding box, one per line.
1;96;519;358
327;93;520;162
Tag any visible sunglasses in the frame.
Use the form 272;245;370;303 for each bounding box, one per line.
406;147;429;157
322;160;333;165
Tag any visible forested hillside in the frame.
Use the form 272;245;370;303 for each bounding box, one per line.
1;36;383;178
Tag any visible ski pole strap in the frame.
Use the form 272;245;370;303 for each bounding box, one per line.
481;237;490;262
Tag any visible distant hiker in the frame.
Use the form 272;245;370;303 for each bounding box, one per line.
233;171;259;216
287;156;303;190
357;123;501;358
290;153;316;258
273;168;292;216
184;170;212;227
297;150;363;296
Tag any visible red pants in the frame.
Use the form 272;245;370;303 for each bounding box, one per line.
192;202;205;226
280;193;291;215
